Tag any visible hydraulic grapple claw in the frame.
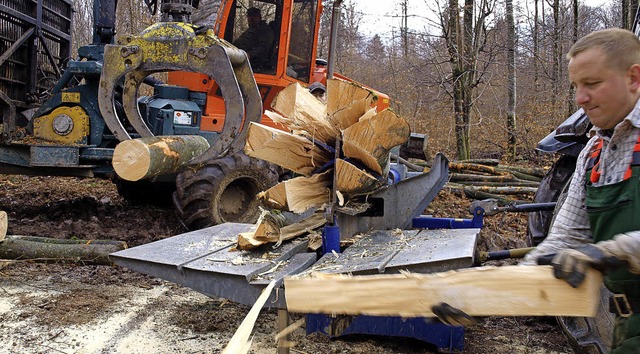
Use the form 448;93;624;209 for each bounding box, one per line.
98;23;262;162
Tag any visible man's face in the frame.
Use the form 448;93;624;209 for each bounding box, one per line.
247;14;260;27
569;47;640;130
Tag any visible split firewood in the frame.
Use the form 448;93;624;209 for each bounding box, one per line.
257;182;288;210
329;100;376;130
327;78;377;117
0;211;7;242
335;159;384;195
112;135;210;181
244;122;331;176
0;235;127;265
284;266;602;317
222;280;276;354
238;212;326;250
270;82;338;144
285;171;332;213
342;109;410;176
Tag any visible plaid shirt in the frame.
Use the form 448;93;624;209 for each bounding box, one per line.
521;98;640;266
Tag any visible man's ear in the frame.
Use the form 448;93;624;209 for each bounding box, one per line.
629;64;640;91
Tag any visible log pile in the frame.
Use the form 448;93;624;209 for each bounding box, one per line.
431;160;547;205
240;79;411;249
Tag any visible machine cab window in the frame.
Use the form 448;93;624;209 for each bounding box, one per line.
286;0;316;82
226;0;278;74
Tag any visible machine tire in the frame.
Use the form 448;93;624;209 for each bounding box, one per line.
173;152;279;230
527;155;613;353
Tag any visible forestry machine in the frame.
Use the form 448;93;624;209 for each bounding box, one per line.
0;0;393;229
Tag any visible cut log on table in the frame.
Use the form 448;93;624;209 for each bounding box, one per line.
244;122;331;176
327;78;377;117
0;235;128;265
270;83;338;144
0;211;7;242
113;135;210;181
335;159;384;195
342;109;411;175
284;265;602;317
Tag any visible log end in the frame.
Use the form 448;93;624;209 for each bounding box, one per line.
113;140;152;181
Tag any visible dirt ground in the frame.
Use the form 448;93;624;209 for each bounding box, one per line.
0;174;573;353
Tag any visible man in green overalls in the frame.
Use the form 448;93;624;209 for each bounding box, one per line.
521;28;640;353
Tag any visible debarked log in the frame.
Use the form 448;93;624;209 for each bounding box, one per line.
113;135;210;181
0;235;128;265
284;266;602;317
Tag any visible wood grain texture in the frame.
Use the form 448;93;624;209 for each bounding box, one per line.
284;266;602;317
0;211;7;241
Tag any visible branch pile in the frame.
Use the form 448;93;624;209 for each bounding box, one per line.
240;79;411;249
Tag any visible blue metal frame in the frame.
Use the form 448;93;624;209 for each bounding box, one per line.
306;314;465;351
412;206;484;229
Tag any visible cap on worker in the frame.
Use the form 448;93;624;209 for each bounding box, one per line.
247;7;261;17
308;82;326;94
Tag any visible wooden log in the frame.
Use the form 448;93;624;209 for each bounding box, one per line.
335;159;384;195
0;211;6;242
327;78;377;116
495;167;543;182
0;235;128;265
113;135;210;181
270;83;338;144
497;164;547;178
285;171;332;213
449;162;510;176
244;122;331;176
455;180;540;188
284;266;602;317
459;158;500;166
342;109;410;175
464;185;538;195
449;173;516;183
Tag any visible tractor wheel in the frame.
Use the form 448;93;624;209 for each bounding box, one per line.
527;154;613;354
173;152;279;230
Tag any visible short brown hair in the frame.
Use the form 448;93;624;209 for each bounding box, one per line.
567;28;640;72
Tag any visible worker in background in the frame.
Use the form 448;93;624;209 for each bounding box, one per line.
436;29;640;353
233;7;274;71
308;81;326;103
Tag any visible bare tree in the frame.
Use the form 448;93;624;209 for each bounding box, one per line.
506;0;516;161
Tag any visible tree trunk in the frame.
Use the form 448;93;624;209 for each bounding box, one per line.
506;0;517;162
112;135;210;181
0;235;127;265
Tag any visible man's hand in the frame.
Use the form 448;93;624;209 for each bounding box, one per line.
551;243;624;288
431;302;476;327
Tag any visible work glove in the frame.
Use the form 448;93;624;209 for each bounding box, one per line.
549;243;624;288
431;302;476;327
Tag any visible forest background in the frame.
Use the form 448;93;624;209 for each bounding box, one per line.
70;0;635;162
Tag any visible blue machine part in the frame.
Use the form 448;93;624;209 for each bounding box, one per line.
322;223;340;254
138;85;203;137
412;206;484;229
306;314;464;351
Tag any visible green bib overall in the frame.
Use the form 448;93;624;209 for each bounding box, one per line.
587;143;640;352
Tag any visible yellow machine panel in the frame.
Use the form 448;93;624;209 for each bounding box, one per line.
32;106;90;145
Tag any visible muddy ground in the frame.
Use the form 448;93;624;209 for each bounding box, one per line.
0;174;572;353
